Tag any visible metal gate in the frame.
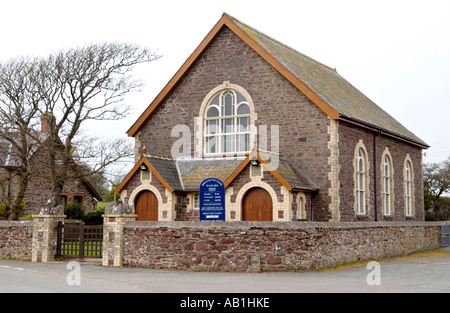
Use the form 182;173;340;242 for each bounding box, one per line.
56;221;103;260
442;223;450;248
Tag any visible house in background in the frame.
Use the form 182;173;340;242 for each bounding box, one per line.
115;13;428;222
0;115;102;217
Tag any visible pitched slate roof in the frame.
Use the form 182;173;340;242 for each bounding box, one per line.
258;151;318;191
0;140;12;166
0;135;41;167
177;158;244;191
126;13;428;148
143;156;183;191
228;15;428;147
114;151;318;194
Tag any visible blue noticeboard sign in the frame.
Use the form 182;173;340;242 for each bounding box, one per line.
199;178;225;221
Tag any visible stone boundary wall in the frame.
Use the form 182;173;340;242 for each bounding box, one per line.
1;219;448;272
0;221;33;261
122;221;447;272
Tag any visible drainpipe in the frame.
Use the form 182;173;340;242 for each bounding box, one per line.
373;130;382;221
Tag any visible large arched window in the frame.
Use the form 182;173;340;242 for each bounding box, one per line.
204;89;251;155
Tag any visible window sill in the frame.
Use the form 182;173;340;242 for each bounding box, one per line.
204;153;249;158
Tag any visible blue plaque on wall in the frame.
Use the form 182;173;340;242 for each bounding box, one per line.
199;178;225;221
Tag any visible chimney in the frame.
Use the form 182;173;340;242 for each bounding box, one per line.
40;112;54;134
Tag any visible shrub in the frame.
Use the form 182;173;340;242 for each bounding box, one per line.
64;203;84;220
0;201;26;220
425;210;437;221
24;212;35;221
82;208;105;225
0;204;5;220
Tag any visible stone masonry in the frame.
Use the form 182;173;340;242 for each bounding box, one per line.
1;218;449;272
31;214;65;263
122;221;445;272
0;221;33;261
102;213;137;266
136;27;334;219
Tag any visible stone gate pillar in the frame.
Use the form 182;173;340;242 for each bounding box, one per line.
102;213;137;267
32;214;65;263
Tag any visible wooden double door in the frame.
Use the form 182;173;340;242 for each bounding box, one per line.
242;188;273;221
134;190;159;221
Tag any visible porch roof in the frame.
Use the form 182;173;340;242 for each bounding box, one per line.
114;151;318;194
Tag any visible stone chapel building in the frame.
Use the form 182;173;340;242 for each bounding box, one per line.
115;14;428;223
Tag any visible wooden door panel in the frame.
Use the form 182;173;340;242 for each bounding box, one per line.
135;190;158;221
242;188;273;221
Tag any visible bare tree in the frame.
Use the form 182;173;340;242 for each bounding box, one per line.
0;57;41;220
35;42;161;207
0;43;160;218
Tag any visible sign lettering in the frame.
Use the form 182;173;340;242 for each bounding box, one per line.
199;178;225;221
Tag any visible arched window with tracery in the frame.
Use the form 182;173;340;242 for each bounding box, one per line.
204;89;251;155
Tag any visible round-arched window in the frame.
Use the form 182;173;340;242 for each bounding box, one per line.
356;148;366;215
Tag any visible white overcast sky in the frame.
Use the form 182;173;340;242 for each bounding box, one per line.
1;0;449;165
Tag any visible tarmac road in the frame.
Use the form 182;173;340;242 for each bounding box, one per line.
1;249;450;294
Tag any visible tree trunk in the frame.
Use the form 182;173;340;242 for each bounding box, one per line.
5;171;29;220
50;180;64;208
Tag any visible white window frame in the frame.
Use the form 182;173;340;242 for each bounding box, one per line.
404;159;414;217
382;154;393;216
356;148;366;215
191;192;200;211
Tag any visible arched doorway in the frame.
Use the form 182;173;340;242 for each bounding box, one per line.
134;190;159;221
242;187;273;221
